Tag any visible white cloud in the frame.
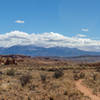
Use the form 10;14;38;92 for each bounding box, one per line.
81;28;88;32
75;34;87;38
0;31;100;52
15;20;24;23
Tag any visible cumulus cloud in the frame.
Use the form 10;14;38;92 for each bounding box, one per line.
15;20;24;23
81;28;88;32
0;31;100;51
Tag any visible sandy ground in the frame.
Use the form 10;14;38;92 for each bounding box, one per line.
75;80;100;100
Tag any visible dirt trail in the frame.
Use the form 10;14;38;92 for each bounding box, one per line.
75;80;100;100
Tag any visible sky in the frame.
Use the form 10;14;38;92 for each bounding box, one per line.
0;0;100;51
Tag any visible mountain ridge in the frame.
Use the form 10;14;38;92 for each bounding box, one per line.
0;45;100;57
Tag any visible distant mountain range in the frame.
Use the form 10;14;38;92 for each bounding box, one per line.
0;45;100;57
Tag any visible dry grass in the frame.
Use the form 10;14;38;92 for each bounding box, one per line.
0;55;99;100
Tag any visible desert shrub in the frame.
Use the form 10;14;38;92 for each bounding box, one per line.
73;72;85;80
53;70;64;79
96;68;100;72
28;97;31;100
68;92;80;100
79;72;85;79
20;74;32;87
73;73;79;80
0;71;3;75
64;91;68;95
40;74;46;82
92;73;97;81
49;97;54;100
48;68;58;72
96;67;100;72
29;84;36;91
40;68;45;71
6;68;15;76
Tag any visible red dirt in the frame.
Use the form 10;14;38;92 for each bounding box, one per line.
75;80;100;100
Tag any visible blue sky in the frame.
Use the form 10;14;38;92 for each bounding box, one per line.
0;0;100;51
0;0;100;39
